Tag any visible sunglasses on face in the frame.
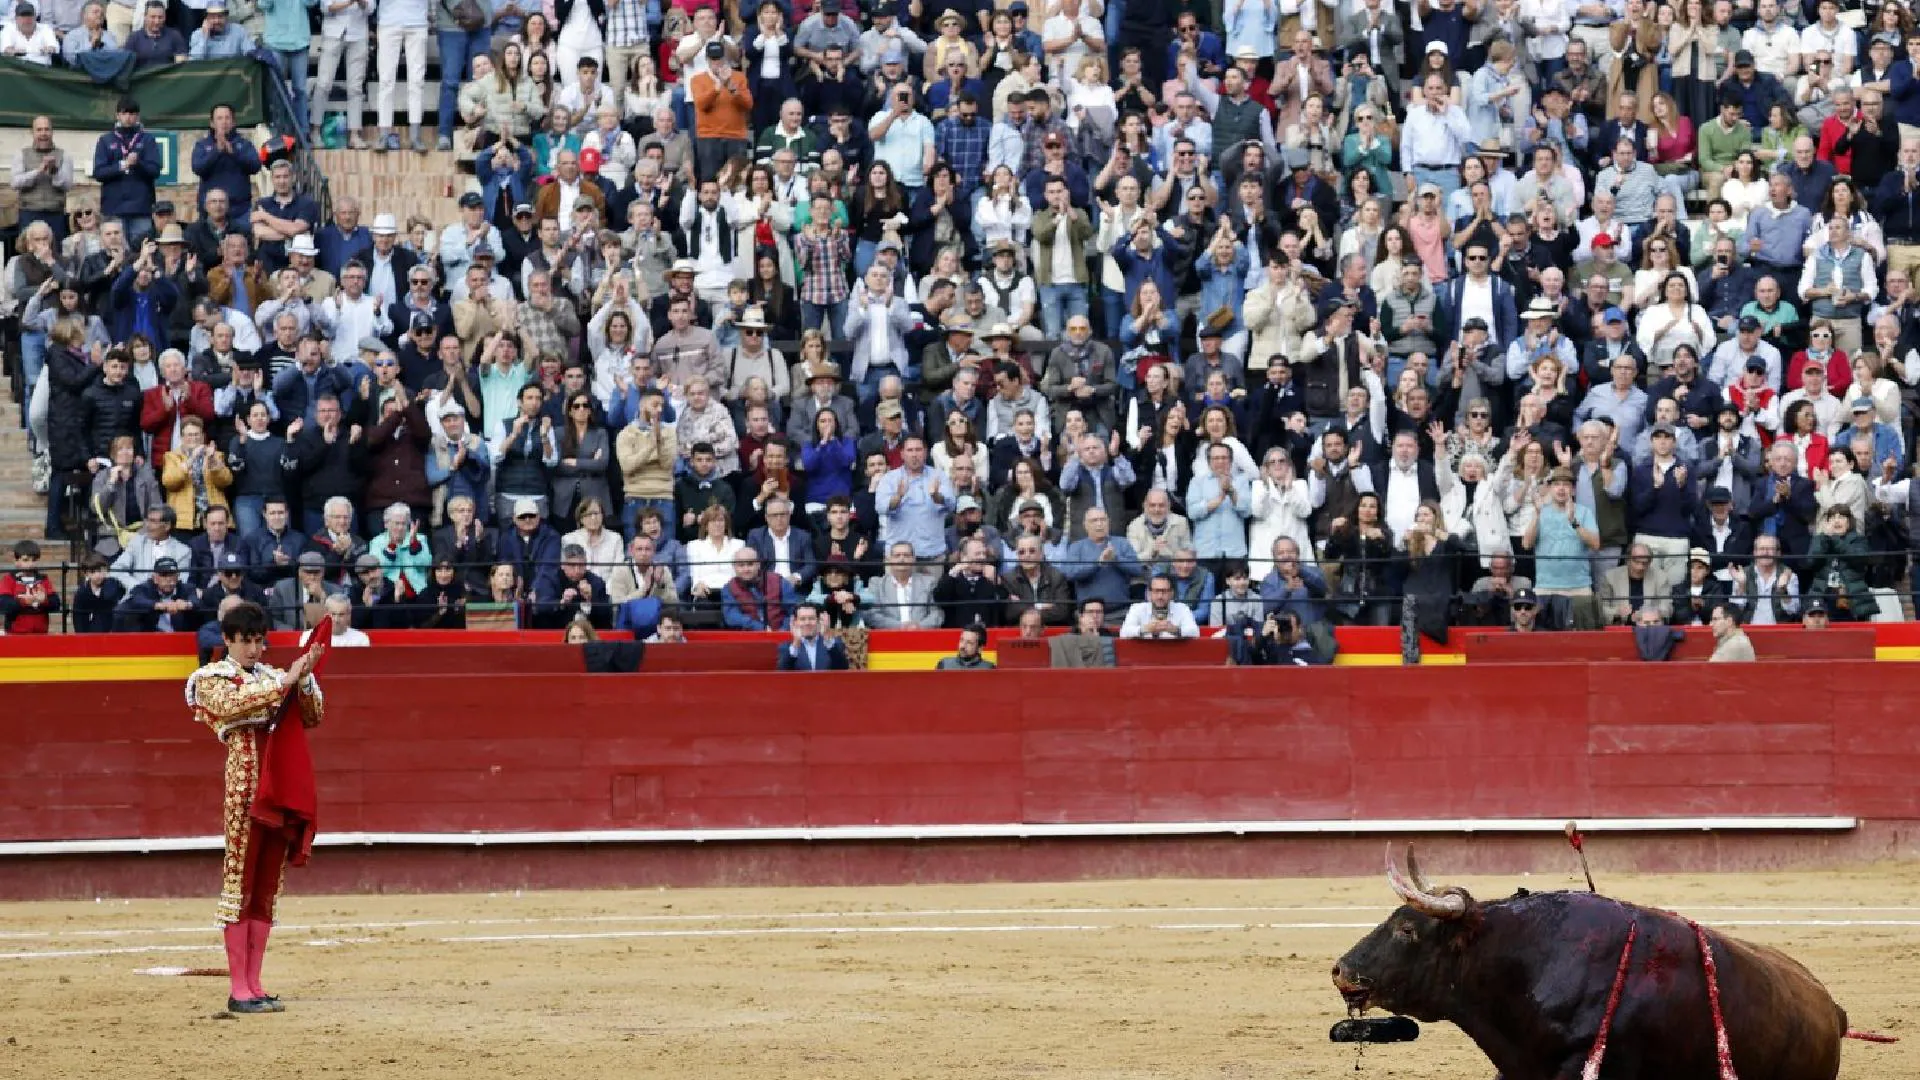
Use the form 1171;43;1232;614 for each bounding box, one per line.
1469;410;1490;419
569;402;591;411
1465;254;1488;262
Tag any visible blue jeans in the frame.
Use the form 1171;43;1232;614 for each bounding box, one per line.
1410;165;1462;205
437;29;490;138
278;48;310;139
19;330;46;431
232;494;267;540
802;299;847;341
853;238;880;281
1100;288;1127;340
1038;283;1088;339
623;496;674;537
120;215;155;248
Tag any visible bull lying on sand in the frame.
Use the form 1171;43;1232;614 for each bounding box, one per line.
1331;848;1860;1080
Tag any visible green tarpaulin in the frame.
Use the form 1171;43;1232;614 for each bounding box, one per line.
0;57;268;130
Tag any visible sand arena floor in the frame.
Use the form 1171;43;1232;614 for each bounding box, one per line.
1;866;1919;1079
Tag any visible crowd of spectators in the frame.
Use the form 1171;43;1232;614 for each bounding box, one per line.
6;0;1920;649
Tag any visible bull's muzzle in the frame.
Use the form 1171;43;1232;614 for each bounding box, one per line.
1331;963;1372;1014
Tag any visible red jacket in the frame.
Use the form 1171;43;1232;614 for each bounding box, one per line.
1816;114;1854;177
138;380;216;457
0;572;60;634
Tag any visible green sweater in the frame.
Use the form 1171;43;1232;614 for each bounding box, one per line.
1697;118;1754;174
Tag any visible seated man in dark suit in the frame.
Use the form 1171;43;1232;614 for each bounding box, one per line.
776;602;848;671
1048;598;1117;668
115;557;203;632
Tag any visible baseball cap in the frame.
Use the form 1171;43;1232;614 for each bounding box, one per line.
1874;30;1902;48
296;551;327;569
955;495;983;513
1688;547;1713;565
219;551;245;571
1416;181;1441;198
354;553;383;571
152;557;178;574
1705;485;1734;504
1511;588;1539;607
1745;356;1768;373
1591;232;1615;249
458;192;484;209
409;312;436;332
1737;314;1763;332
513;498;542;519
876;400;903;420
1016;497;1046;515
705;39;725;59
1734;49;1755;66
1601;306;1627;325
153;200;176;217
1651;422;1676;437
1851;397;1875;412
1804;597;1830;615
513;202;535;217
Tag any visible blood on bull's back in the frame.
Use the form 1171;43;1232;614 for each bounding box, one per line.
1331;850;1851;1080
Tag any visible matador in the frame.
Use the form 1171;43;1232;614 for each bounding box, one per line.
184;601;324;1014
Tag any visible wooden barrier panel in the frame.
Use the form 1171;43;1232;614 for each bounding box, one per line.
262;644;589;676
5;661;1918;843
1460;627;1878;663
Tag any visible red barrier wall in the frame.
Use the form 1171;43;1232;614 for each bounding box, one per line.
6;661;1918;845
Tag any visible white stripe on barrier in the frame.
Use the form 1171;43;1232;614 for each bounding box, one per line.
0;816;1860;857
3;915;1917;962
9;902;1920;944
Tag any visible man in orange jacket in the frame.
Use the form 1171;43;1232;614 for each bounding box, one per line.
689;38;753;183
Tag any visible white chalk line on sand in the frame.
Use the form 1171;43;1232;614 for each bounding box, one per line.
5;915;1920;962
6;902;1920;945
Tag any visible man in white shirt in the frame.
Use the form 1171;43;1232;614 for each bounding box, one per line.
556;56;615;132
1400;70;1472;202
1801;0;1856;76
318;263;392;364
1120;573;1201;638
1731;534;1799;623
1778;357;1847;437
680;177;734;304
1040;0;1103;83
1;3;61;64
1742;0;1801;80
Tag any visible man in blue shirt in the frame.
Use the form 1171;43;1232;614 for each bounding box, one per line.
125;1;185;70
187;0;253;58
1060;505;1144;622
873;436;954;562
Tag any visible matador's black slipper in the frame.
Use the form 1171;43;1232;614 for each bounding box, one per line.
1330;1016;1421;1043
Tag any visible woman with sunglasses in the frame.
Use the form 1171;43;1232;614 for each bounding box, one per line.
551;390;612;532
1629;233;1697;311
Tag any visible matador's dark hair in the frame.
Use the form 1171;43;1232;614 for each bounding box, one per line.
219;601;271;641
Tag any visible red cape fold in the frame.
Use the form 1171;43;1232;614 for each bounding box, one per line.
248;616;328;866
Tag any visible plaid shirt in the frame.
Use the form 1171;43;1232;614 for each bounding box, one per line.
1018;116;1067;176
606;0;648;49
793;228;852;306
517;298;579;363
936;115;989;189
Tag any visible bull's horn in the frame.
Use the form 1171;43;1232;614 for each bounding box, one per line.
1406;844;1433;893
1385;844;1467;919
